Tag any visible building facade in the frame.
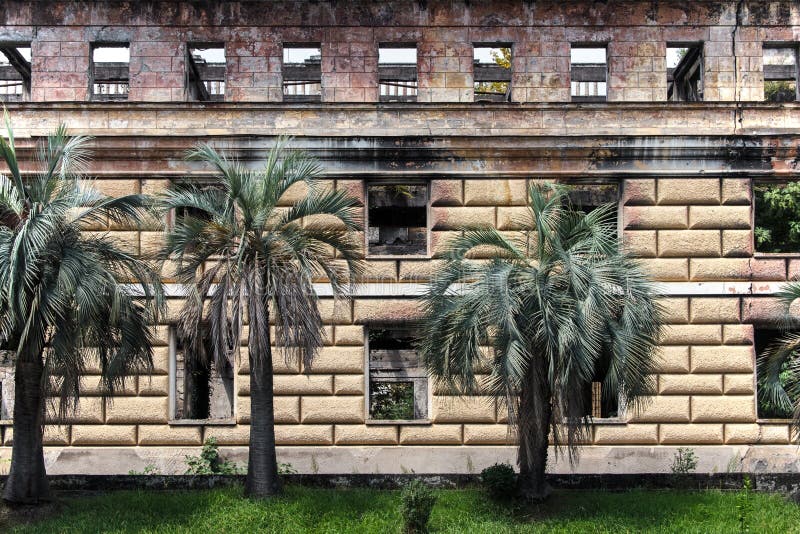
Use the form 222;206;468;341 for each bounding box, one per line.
1;0;800;475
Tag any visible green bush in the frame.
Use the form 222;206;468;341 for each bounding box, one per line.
480;463;518;500
399;480;437;534
185;437;244;475
670;447;698;475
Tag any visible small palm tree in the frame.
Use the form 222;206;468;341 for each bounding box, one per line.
418;183;662;500
757;284;800;423
0;115;162;504
160;139;363;498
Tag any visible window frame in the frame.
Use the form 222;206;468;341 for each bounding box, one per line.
666;42;704;102
0;42;31;101
751;177;800;258
472;42;513;103
763;43;799;103
89;42;130;102
378;43;419;103
364;179;431;260
282;43;322;103
364;324;431;425
569;44;608;103
753;325;794;424
186;42;226;102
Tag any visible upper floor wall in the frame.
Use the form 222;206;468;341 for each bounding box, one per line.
0;0;798;103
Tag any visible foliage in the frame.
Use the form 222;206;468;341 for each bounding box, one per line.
670;448;698;475
474;47;511;97
754;182;800;253
128;465;161;476
418;183;662;495
480;463;518;501
736;475;753;533
765;81;797;103
369;382;414;420
9;487;800;533
757;283;800;427
184;438;243;475
278;463;298;475
399;480;437;534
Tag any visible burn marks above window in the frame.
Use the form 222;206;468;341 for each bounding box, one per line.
570;46;607;102
379;45;418;102
0;44;30;101
764;46;798;103
91;44;129;100
667;45;703;102
367;326;428;421
367;183;428;256
473;45;512;102
186;44;226;101
283;45;321;101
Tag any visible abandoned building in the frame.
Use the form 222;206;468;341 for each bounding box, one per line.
0;0;800;476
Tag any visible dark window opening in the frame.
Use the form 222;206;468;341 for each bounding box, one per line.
91;44;129;100
667;45;703;102
173;327;234;421
0;351;13;421
755;327;796;419
571;46;607;102
0;45;30;101
187;44;225;101
368;327;428;421
754;180;800;253
473;45;511;102
283;45;321;102
764;46;798;103
562;182;620;230
367;183;428;256
582;347;619;419
379;45;417;102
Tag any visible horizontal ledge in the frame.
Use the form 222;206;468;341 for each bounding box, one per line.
124;281;794;298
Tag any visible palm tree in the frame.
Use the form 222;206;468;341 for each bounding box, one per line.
756;284;800;423
0;115;162;504
159;139;363;498
418;183;663;500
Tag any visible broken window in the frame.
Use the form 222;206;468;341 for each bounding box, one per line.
368;326;428;421
0;44;30;101
667;45;703;101
754;180;800;253
473;45;512;102
186;44;225;101
171;326;234;421
582;347;620;419
570;46;607;102
755;327;795;419
91;44;129;100
763;46;798;103
367;183;428;256
0;351;13;421
562;182;620;229
283;45;321;101
379;45;418;102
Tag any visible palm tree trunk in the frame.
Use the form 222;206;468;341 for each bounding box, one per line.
3;358;50;504
517;359;552;502
244;311;281;498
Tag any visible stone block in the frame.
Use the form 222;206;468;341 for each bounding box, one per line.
464;180;527;206
661;325;722;345
305;347;363;374
725;423;790;444
654;346;690;373
238;395;299;424
47;397;103;425
659;424;724;444
741;297;786;324
659;298;689;323
658;374;723;395
432;396;496;424
430;180;463;206
622;231;657;257
137;376;169;396
623;206;688;229
593;424;658;445
688;206;750;229
335;325;365;346
622;179;656;205
657;179;720;205
334;375;365;395
71;425;137;446
353;299;422;323
301;396;364;424
463;424;517;445
497;207;531;231
106;397;168;424
629;396;690;423
138;425;202;446
689;297;741;324
399;424;462;445
722;230;753;257
334;424;398;445
690;346;754;373
318;299;353;324
689;258;786;282
431;207;495;230
270;375;334;396
691;396;756;423
658;230;720;257
638;259;689;281
723;374;755;395
276;425;334;445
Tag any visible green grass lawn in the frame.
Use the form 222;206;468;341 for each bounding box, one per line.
5;485;800;533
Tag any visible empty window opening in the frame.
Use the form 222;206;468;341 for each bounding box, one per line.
91;44;129;100
571;46;607;102
368;326;428;421
379;45;418;102
667;45;703;101
582;348;620;419
754;180;800;253
0;45;30;100
367;183;428;256
764;46;798;103
0;351;13;421
171;327;234;421
755;327;796;419
187;44;225;101
473;45;511;102
283;45;321;101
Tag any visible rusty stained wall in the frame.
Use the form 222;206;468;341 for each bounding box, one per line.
0;1;797;102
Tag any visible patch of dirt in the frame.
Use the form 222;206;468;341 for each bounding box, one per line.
0;500;62;531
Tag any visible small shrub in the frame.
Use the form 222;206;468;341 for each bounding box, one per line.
670;447;698;475
737;475;753;533
400;480;437;534
185;437;244;475
278;462;298;475
128;464;160;475
480;463;518;500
